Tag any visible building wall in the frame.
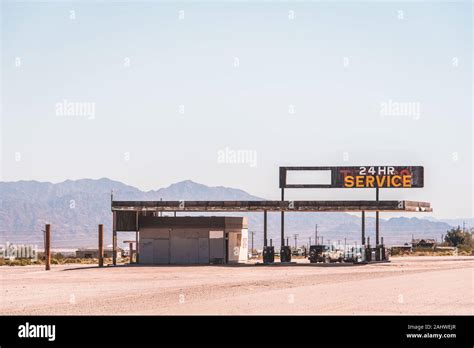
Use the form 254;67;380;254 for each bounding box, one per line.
227;229;248;263
138;217;247;265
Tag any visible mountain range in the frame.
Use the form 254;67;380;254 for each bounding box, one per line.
0;178;468;248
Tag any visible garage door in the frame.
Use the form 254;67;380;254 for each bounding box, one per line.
140;239;154;264
153;239;169;264
170;237;199;264
198;238;210;263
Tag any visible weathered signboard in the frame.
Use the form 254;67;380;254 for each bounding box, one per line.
280;166;424;189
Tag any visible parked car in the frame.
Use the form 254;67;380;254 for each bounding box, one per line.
322;248;344;263
308;245;328;263
344;246;365;264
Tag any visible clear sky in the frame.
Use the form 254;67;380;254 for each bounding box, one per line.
1;0;472;219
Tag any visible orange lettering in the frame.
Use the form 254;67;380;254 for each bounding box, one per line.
366;176;375;188
402;175;412;187
376;175;386;187
392;175;401;187
344;175;355;188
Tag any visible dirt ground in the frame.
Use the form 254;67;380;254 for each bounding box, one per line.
0;256;472;315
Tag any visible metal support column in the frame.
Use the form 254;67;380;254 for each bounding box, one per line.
112;211;117;266
112;230;117;266
263;210;267;247
375;187;380;261
361;211;365;245
376;187;380;245
280;188;285;247
135;211;139;263
381;236;385;261
98;224;104;267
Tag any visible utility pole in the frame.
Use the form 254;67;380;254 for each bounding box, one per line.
463;221;466;233
309;237;311;247
321;236;324;245
293;234;299;250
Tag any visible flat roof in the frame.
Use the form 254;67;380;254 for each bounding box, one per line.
111;200;431;213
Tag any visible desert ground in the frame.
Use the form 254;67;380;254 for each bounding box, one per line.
0;256;472;315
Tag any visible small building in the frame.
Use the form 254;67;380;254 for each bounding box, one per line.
412;239;436;248
76;247;121;259
390;244;412;255
138;216;248;265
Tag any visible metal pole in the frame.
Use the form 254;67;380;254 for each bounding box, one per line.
45;224;51;271
361;210;366;245
263;211;268;247
381;236;384;261
281;189;285;248
98;224;104;267
376;187;380;245
129;242;133;264
135;211;139;263
251;231;255;254
112;230;117;266
315;224;318;246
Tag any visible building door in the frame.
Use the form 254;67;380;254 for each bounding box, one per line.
198;238;209;263
185;238;199;264
209;231;225;264
153;239;169;264
170;236;199;264
140;239;154;264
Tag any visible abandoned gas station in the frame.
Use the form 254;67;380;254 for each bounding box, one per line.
110;166;430;265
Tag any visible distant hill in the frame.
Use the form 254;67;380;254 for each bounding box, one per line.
0;179;459;248
422;217;474;229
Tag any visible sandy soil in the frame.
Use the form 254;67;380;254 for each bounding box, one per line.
0;256;472;315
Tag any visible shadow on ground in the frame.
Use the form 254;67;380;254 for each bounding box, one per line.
61;261;375;271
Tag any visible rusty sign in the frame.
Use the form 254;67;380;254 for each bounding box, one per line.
279;166;424;189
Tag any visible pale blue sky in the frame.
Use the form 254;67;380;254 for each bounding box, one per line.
1;0;472;218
